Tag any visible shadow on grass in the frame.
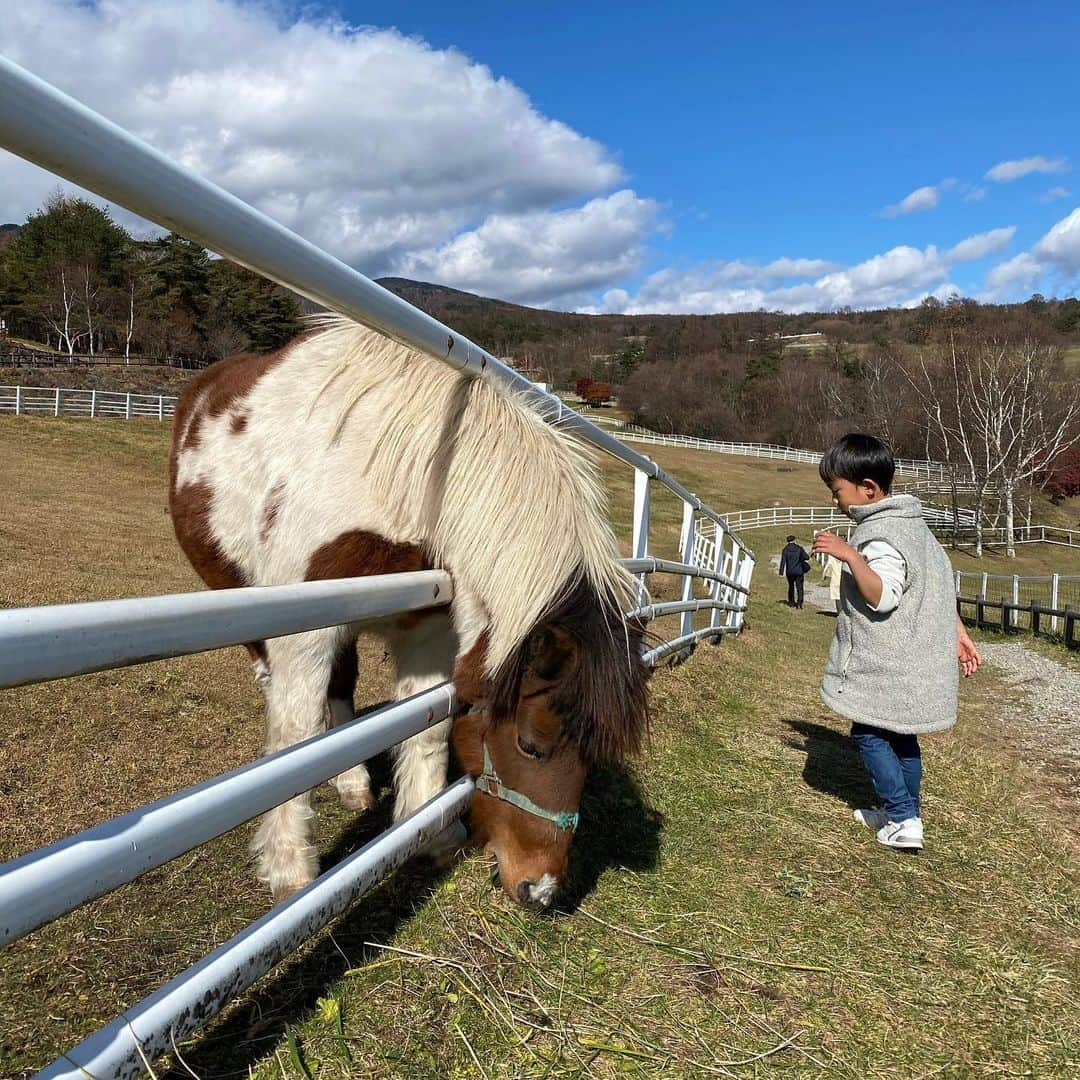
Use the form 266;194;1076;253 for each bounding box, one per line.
161;706;454;1079
557;763;663;914
162;724;661;1076
782;718;875;810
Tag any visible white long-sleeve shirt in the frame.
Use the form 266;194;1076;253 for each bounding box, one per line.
854;538;906;614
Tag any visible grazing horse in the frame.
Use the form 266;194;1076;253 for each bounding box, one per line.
169;318;648;907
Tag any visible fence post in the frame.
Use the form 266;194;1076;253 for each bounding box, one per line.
736;553;754;630
14;384;20;414
708;525;727;642
125;392;131;420
678;501;697;641
1000;597;1010;634
1012;575;1019;629
975;597;984;628
1050;573;1060;634
158;395;164;421
980;572;988;600
90;388;96;418
631;468;651;605
54;386;60;416
954;570;961;594
724;546;741;632
1065;605;1076;649
1031;602;1041;638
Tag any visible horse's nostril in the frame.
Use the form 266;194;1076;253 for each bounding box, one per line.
516;880;535;905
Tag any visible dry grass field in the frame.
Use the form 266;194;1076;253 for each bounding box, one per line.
1;415;1078;1078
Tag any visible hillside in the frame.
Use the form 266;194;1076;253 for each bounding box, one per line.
1;417;1077;1078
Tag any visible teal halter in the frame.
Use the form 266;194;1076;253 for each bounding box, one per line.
476;742;580;833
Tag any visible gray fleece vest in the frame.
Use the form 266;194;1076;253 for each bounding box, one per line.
820;494;958;734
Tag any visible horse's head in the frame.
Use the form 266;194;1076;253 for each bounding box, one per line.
452;578;649;910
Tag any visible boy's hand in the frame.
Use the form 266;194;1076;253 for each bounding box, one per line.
811;530;857;564
957;618;981;677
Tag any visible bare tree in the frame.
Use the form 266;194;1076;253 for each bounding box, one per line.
986;341;1080;555
904;336;1080;556
41;263;87;357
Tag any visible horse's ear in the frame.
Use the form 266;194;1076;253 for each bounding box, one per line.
526;625;578;682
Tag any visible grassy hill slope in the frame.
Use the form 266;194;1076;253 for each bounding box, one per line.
0;417;1077;1078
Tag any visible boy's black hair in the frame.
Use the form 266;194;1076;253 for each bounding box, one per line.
818;433;895;493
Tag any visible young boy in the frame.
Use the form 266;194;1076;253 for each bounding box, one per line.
811;433;982;851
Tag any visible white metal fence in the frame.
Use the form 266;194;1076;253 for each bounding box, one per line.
612;423;955;480
702;506;1079;554
0;383;176;419
706;503;977;533
0;56;755;1079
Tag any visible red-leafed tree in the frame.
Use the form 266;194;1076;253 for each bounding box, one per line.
1040;446;1080;504
582;381;612;406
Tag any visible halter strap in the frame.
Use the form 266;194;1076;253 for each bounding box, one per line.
476;742;580;832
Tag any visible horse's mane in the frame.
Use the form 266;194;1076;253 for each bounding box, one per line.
302;317;640;682
487;577;650;762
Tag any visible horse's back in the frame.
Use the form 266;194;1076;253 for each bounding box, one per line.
170;343;302;590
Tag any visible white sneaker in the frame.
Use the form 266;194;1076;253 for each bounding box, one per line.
854;808;889;830
876;817;924;850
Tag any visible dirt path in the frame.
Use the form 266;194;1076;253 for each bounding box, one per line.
979;641;1080;799
767;554;834;610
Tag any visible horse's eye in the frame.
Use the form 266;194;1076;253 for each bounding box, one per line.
516;736;545;760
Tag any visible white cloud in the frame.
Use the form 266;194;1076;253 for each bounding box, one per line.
985;253;1042;294
1040;186;1071;202
0;0;653;306
881;185;940;218
981;207;1080;299
962;186;987;202
761;257;839;278
592;225;1017;315
395;190;660;308
945;227;1016;262
985;155;1069;182
1032;207;1080;274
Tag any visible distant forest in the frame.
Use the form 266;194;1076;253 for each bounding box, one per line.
2;195;1079;472
383;277;1080;462
0;194;302;361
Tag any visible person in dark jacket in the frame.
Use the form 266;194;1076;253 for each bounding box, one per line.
779;535;810;608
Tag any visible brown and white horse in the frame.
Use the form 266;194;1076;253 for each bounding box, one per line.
169;318;648;907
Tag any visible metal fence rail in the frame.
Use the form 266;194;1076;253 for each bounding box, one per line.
35;778;474;1080
0;682;457;945
0;384;176;419
0;571;450;688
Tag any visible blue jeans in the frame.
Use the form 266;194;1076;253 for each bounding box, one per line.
850;723;922;822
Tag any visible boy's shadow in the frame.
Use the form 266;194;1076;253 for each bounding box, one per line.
782;718;875;809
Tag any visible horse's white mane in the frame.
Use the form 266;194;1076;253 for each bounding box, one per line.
303;316;636;675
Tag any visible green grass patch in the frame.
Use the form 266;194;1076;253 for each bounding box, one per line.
1;416;1078;1078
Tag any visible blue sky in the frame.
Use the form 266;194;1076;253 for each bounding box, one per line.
2;1;1079;311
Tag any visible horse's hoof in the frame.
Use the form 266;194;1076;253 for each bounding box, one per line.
423;820;467;867
269;876;312;904
333;778;375;811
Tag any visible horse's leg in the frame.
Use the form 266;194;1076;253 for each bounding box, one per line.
250;625;345;900
326;635;374;811
245;641;271;693
387;612;458;821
